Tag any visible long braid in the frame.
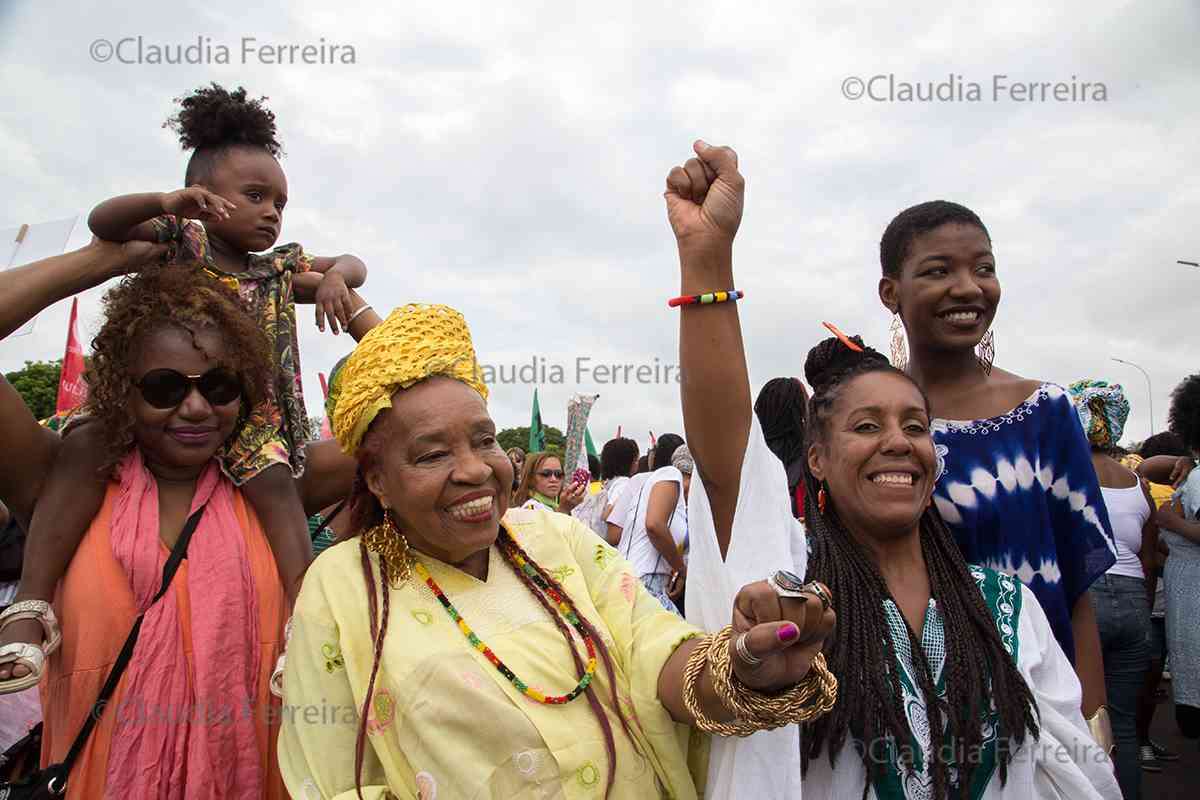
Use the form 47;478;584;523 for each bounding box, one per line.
355;543;392;800
754;376;809;466
800;335;1039;798
498;529;637;799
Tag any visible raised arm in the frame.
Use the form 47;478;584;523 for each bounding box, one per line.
1136;455;1195;487
88;187;237;242
0;238;163;339
0;239;163;521
664;141;748;557
294;289;384;513
295;255;369;336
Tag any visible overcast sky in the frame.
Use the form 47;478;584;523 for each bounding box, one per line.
2;0;1197;455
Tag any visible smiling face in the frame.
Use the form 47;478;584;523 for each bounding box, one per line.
130;325;242;478
879;222;999;354
363;377;513;565
531;456;564;499
807;371;937;541
199;145;288;253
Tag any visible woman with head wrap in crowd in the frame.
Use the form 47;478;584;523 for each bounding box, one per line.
277;297;837;799
666;140;1119;798
877;201;1115;732
1068;380;1160;800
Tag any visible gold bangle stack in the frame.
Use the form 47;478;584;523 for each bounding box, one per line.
681;625;838;737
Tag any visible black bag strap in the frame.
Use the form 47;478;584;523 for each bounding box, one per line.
57;504;208;773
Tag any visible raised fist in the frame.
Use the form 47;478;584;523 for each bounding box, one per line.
664;141;744;254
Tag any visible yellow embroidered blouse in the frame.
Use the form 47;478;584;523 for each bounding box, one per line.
278;507;707;799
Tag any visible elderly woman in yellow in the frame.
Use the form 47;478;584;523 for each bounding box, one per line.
278;302;838;800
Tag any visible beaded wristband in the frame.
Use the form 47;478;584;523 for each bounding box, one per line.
668;289;744;308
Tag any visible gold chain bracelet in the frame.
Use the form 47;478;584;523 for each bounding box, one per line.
681;625;838;737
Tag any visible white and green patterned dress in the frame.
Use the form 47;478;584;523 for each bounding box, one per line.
802;567;1121;800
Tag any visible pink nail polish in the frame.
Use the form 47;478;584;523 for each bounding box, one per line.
777;623;799;643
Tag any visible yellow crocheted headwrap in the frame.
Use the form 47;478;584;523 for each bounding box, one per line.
330;304;489;454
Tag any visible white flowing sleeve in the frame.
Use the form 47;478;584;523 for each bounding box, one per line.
683;415;807;800
1015;584;1122;800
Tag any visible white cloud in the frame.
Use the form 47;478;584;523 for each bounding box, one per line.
2;0;1197;453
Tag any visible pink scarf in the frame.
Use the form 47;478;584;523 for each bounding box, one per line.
105;451;262;799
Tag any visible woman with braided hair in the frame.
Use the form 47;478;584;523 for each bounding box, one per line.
278;296;837;800
666;140;1118;799
754;377;810;520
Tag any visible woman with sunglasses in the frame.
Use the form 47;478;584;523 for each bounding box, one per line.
0;240;356;798
666;140;1118;798
512;452;587;514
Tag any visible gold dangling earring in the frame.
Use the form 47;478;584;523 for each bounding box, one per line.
362;508;413;586
976;329;995;376
889;313;908;372
817;484;827;515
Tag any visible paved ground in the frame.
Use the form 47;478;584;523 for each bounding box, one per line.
1141;688;1198;798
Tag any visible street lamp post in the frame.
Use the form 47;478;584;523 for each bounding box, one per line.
1111;357;1154;438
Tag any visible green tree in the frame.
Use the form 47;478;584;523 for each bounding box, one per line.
498;425;564;454
4;360;61;421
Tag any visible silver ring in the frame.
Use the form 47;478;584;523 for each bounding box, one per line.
766;569;808;599
734;631;763;667
801;581;833;613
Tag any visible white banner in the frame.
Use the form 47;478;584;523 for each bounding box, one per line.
2;215;80;336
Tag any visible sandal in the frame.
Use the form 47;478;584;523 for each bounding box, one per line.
0;600;61;694
269;616;294;699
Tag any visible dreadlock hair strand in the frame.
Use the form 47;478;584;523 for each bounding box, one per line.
346;411;639;800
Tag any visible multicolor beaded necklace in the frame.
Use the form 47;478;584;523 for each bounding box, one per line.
413;533;597;705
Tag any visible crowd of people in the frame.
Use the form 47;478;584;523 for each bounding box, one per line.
0;83;1195;800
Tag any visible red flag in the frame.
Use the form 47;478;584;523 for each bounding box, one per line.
55;298;87;414
317;371;333;439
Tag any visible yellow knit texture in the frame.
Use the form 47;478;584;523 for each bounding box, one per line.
330;304;489;454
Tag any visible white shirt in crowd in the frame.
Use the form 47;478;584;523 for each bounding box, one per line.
1099;480;1152;580
609;466;687;578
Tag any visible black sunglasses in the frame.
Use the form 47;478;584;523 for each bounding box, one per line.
134;367;242;410
537;469;565;479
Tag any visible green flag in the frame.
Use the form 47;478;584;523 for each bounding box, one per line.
585;427;597;458
528;388;546;452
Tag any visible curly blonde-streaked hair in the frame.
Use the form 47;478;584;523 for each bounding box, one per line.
84;267;273;476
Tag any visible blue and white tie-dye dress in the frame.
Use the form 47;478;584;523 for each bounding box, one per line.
931;382;1117;662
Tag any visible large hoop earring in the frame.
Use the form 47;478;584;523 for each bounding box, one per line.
362;508;412;586
976;329;995;376
889;313;908;372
